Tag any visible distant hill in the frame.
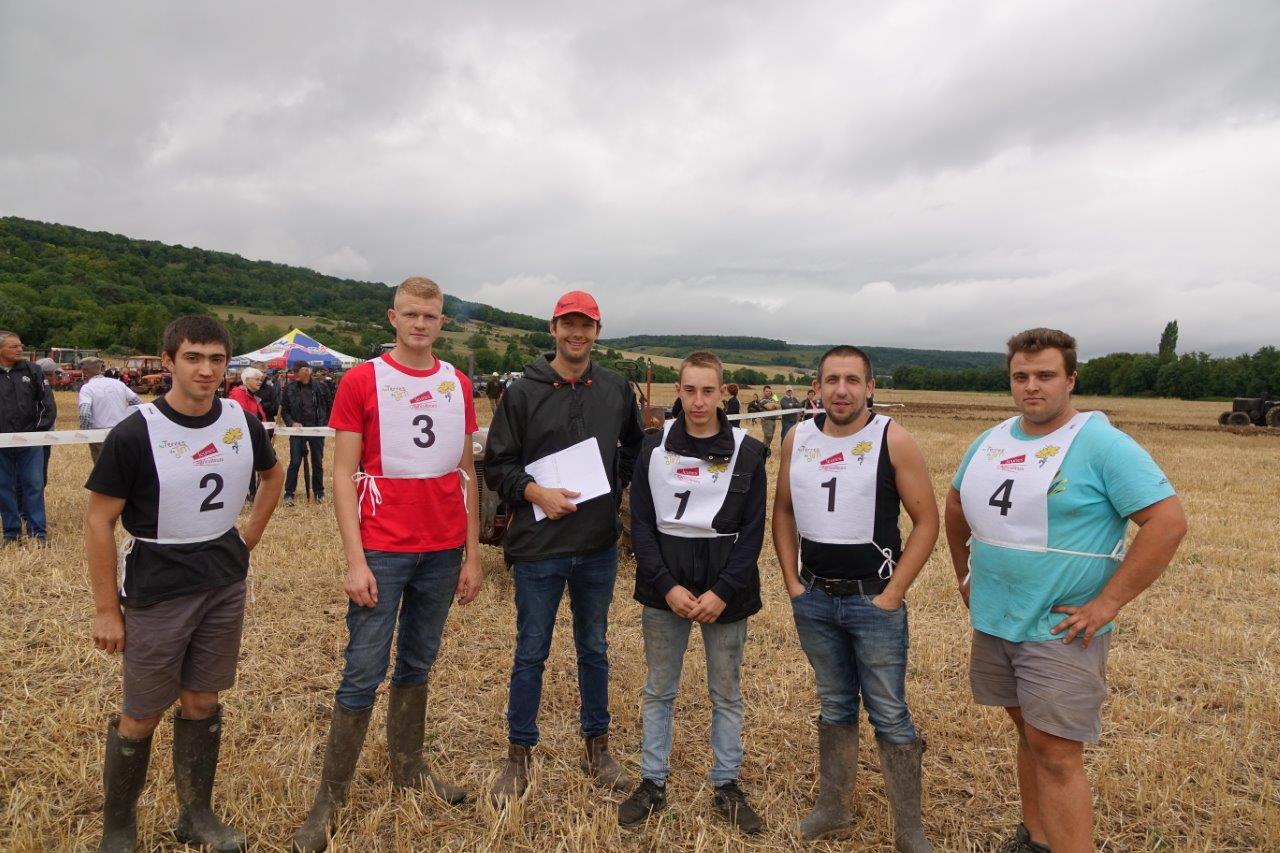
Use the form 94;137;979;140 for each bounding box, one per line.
1;216;998;375
601;334;1004;374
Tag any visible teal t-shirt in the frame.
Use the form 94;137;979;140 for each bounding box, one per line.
952;414;1175;643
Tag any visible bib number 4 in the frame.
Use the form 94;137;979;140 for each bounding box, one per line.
988;479;1014;516
412;414;435;448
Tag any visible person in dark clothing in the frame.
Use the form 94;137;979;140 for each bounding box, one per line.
803;388;821;420
253;363;280;420
723;383;740;417
619;352;767;835
281;364;330;504
0;331;53;542
483;290;644;802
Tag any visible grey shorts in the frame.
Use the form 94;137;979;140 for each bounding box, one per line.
969;629;1111;744
122;581;246;719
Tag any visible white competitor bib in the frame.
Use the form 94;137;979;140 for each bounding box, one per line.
139;399;254;544
649;420;745;539
959;411;1122;560
373;357;466;478
790;414;891;545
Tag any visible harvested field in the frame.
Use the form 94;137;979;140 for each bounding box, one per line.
1;389;1277;851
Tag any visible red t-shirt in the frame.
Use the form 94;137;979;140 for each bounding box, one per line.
328;353;477;552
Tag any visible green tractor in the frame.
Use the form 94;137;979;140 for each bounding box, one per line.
1218;397;1280;428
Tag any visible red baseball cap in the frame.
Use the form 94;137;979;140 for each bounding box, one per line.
552;290;601;322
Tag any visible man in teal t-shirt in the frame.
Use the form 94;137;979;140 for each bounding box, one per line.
944;328;1186;853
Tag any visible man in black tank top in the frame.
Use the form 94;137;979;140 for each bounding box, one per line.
85;316;283;853
773;345;939;851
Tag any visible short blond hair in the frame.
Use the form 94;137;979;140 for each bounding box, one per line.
395;276;443;305
679;350;724;383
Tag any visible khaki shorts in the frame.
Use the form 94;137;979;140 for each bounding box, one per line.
122;581;246;718
969;629;1110;744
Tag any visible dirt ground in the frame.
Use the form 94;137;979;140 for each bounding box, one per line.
1;389;1276;851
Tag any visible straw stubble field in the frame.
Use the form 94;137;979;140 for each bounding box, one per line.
1;389;1277;851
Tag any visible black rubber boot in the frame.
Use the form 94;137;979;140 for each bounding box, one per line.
877;737;932;852
386;683;467;803
99;718;152;853
292;703;372;852
796;719;858;840
172;706;246;852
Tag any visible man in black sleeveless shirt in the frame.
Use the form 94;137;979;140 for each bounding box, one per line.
773;345;938;850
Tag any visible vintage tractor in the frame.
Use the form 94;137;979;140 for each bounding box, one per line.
1218;397;1280;428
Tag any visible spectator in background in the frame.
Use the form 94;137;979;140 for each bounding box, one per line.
758;385;780;451
780;386;801;440
252;362;280;421
724;383;741;417
0;330;53;543
78;357;143;464
803;388;821;420
281;364;329;505
35;359;61;483
230;368;270;505
486;372;504;413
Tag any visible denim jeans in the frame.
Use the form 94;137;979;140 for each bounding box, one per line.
790;581;918;743
640;606;747;786
335;548;461;712
507;544;618;746
285;435;325;498
0;447;46;540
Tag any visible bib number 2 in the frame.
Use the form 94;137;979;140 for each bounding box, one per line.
988;479;1014;516
199;473;224;512
412;414;435;448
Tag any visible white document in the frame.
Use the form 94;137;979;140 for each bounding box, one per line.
525;438;612;522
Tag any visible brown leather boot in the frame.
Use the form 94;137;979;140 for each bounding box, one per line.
581;733;632;791
490;744;531;803
386;683;467;804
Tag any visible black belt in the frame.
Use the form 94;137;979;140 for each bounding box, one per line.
800;567;890;597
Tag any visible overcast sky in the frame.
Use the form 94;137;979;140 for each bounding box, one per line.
2;1;1277;356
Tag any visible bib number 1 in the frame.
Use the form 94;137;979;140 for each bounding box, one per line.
988;479;1014;516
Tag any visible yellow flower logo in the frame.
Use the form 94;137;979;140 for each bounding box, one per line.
222;427;244;454
708;460;729;481
438;380;456;401
851;440;873;464
1035;445;1060;467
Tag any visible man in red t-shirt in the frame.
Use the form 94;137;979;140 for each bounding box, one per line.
293;277;483;852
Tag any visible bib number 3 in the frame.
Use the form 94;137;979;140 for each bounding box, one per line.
412;414;435;448
988;479;1014;516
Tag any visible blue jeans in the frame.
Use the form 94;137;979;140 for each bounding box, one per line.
507;544;618;746
0;447;46;540
285;435;325;498
641;606;747;785
335;548;461;712
790;582;918;743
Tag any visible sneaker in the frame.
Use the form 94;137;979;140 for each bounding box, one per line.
618;779;667;827
283;495;294;507
998;824;1051;853
713;781;762;835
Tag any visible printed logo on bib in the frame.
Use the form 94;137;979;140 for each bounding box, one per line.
408;389;436;409
984;446;1005;461
383;384;408;401
221;427;243;454
675;466;701;482
851;440;873;464
707;460;728;481
159;439;189;458
819;451;846;471
192;443;223;466
801;447;821;462
998;454;1027;471
1035;445;1060;467
436;380;456;401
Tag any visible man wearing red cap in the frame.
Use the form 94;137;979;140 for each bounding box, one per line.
484;290;645;801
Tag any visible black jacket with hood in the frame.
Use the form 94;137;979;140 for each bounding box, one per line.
629;410;766;623
483;354;644;562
